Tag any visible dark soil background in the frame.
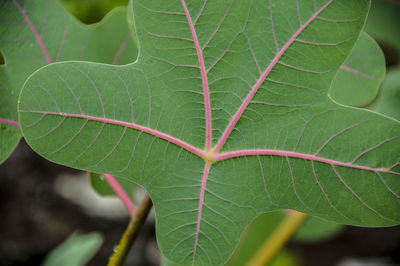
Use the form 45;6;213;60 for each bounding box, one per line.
1;141;400;266
0;140;157;266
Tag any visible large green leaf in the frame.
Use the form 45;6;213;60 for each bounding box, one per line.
18;0;400;265
330;31;386;107
0;0;137;164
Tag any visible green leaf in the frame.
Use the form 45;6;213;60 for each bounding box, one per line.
294;215;343;242
226;211;342;265
225;211;285;266
0;124;21;162
330;31;386;107
89;172;134;201
59;0;129;24
18;0;400;265
229;250;298;266
367;68;400;121
269;252;299;266
42;232;103;266
0;0;137;164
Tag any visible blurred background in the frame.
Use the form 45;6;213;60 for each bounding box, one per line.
1;0;400;265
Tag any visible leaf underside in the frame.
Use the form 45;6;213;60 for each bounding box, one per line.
0;0;136;163
19;0;400;265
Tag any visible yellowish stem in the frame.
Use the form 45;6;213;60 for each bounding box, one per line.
108;193;153;266
246;211;308;266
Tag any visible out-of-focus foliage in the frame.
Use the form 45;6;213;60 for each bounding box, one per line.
226;212;286;266
226;211;343;265
59;0;129;24
294;216;344;242
42;232;103;266
365;0;400;62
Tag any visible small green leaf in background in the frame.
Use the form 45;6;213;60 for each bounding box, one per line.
59;0;129;24
330;32;386;107
294;216;344;242
367;68;400;121
226;211;343;265
0;0;137;164
269;252;299;266
89;172;135;201
226;211;285;266
42;232;103;266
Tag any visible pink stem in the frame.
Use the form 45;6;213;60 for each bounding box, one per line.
0;118;20;128
102;173;137;214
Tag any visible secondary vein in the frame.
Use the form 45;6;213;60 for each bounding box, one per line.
214;0;335;153
181;0;212;151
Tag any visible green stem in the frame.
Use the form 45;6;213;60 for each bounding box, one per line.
247;211;308;266
108;193;153;266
